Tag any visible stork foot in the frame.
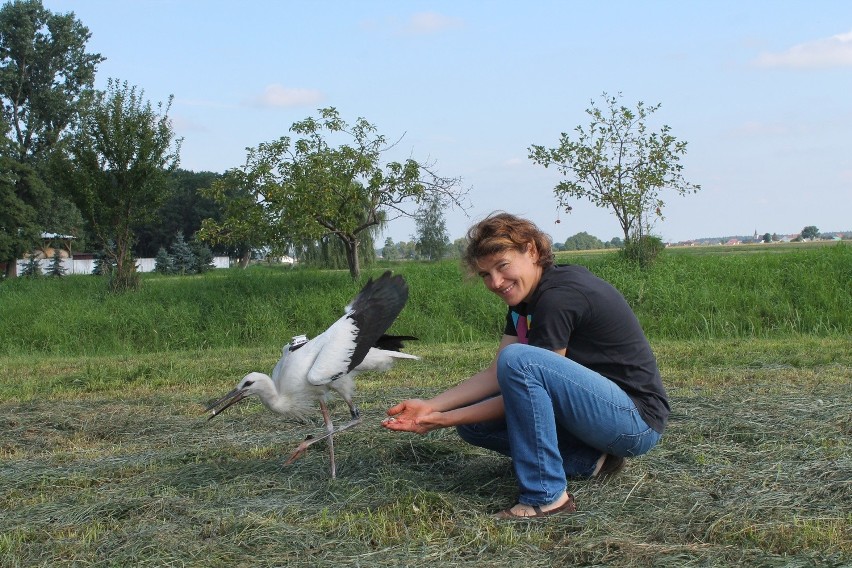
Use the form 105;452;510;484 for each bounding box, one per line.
282;418;363;467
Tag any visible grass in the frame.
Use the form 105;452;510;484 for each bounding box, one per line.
1;244;850;356
1;249;850;566
1;339;850;567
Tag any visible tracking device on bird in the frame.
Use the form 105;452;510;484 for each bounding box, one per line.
289;335;308;351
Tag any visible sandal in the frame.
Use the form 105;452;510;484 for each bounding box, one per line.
493;493;576;520
595;454;626;478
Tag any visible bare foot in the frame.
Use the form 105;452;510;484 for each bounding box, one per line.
592;452;607;476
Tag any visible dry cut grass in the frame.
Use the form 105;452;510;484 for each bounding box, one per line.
1;338;850;567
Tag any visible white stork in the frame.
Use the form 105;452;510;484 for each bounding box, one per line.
206;271;418;478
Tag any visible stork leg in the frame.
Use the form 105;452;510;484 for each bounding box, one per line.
283;400;363;476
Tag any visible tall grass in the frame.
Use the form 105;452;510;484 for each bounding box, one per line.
1;244;849;356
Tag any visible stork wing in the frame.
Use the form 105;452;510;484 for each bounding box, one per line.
305;271;409;385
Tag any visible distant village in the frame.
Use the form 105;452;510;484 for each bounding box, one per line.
666;230;850;248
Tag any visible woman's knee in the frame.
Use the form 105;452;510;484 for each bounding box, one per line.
496;343;532;387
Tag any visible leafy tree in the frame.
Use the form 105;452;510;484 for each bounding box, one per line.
65;79;181;292
382;237;399;260
133;169;223;257
564;231;604;251
529;92;700;251
450;237;467;259
200;107;466;279
198;162;278;269
46;247;66;277
763;232;772;243
154;246;174;274
801;226;819;240
287;196;383;269
415;193;450;260
608;236;624;249
0;0;103;276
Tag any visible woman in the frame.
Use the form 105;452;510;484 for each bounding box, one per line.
382;212;669;519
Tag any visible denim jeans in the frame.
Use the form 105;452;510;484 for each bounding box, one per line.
456;343;662;506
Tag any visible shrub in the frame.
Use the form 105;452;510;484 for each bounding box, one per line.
621;235;665;267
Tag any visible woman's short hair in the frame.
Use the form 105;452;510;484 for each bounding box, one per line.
462;212;553;272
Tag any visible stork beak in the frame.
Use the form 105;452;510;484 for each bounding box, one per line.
205;388;248;420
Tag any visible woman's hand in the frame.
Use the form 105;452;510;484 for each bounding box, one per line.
382;399;445;435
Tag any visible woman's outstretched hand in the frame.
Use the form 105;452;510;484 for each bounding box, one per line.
382;399;445;435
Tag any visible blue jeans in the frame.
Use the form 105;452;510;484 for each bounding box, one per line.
456;343;661;506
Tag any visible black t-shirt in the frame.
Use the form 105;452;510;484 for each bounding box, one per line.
504;264;670;433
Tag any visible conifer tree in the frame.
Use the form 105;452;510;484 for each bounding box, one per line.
190;239;214;274
154;247;175;274
170;231;195;275
47;248;67;277
21;253;42;278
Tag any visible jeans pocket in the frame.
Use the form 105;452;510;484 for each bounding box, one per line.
607;428;661;457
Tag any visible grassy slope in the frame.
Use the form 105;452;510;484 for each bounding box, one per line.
1;247;850;566
1;243;850;355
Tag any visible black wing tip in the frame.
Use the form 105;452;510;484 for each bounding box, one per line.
375;334;419;352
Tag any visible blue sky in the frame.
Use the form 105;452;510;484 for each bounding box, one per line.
43;0;852;244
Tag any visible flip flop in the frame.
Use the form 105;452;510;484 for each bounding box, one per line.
595;454;626;478
493;493;576;520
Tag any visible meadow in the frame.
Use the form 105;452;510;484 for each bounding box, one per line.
1;245;850;567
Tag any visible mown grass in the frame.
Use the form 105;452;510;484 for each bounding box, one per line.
1;339;849;567
1;247;850;566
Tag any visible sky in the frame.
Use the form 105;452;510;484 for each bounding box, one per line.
42;0;852;244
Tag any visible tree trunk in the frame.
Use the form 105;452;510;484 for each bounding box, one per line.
4;260;17;278
238;248;251;269
342;236;360;280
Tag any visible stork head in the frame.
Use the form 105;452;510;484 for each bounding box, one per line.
206;372;272;420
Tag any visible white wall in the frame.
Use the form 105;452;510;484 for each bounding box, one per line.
15;257;231;276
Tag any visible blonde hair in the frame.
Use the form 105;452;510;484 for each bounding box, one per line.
462;212;553;273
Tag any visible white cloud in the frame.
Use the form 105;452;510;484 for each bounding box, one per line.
400;12;463;35
730;120;790;137
753;30;852;69
248;85;324;108
504;157;525;167
170;114;207;132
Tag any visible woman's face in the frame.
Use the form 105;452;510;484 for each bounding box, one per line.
475;245;543;306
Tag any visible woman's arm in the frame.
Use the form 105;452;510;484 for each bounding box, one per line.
383;335;518;434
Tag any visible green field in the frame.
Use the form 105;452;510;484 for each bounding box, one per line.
1;247;850;567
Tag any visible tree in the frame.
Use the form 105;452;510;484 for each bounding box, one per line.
198;160;281;269
92;240;115;275
0;0;103;277
382;237;399;260
529;92;700;249
190;238;215;273
608;236;624;249
154;246;174;274
415;193;450;260
133;169;223;257
20;251;41;277
801;226;819;240
200;107;466;279
65;79;181;291
763;232;772;243
46;247;66;277
169;230;195;275
564;231;604;251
